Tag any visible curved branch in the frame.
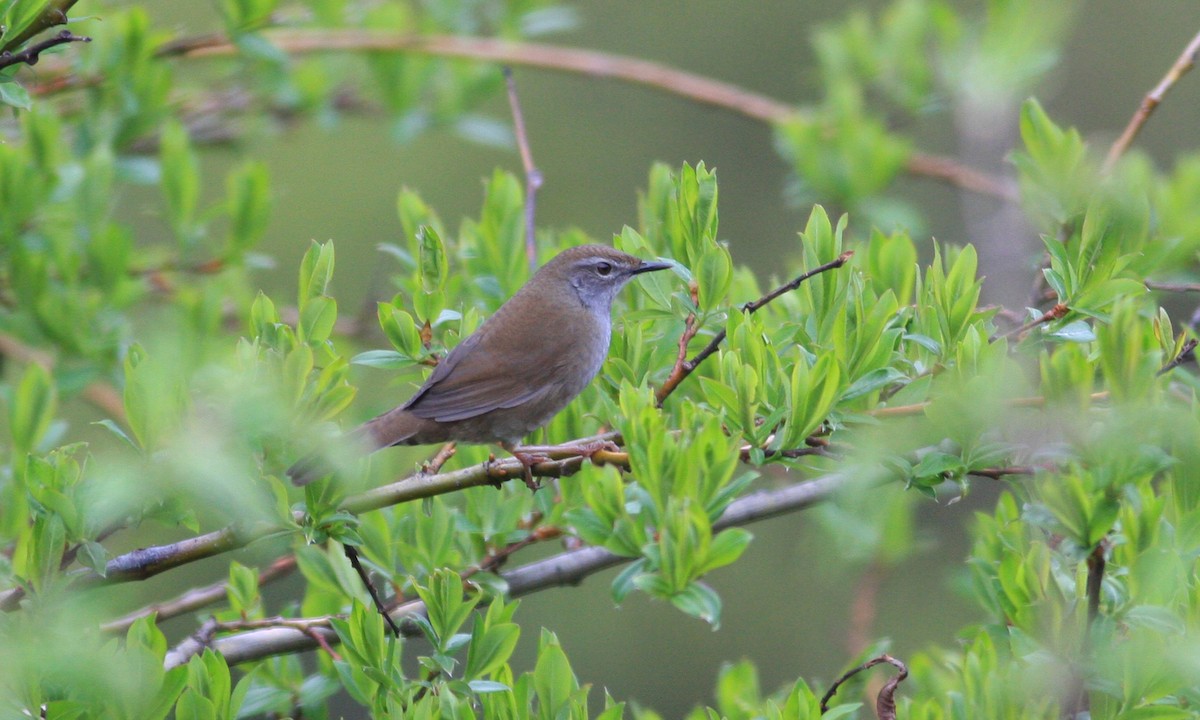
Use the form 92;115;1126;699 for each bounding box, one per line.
146;30;1010;198
178;472;851;668
158;30;797;123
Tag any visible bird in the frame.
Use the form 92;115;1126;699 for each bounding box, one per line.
288;244;671;487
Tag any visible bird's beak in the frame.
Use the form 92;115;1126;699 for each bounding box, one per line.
629;260;672;276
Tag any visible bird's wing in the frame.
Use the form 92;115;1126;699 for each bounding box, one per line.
402;330;545;422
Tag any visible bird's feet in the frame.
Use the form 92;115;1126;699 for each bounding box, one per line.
512;439;621;464
497;442;550;492
510;450;550;492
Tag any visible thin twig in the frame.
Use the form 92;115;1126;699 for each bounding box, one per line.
0;0;80;54
846;562;885;658
654;312;699;406
462;525;563;580
820;654;908;720
343;545;401;637
1085;542;1106;628
1104;28;1200;173
0;30;89;71
869;391;1111;419
907;151;1018;202
988;303;1068;343
421;442;458;474
656;251;853;405
1146;280;1200;294
503;68;543;272
101;555;297;634
966;466;1040;480
1067;541;1108;717
1157;338;1198;377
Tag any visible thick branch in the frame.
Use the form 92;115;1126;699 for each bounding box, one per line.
0;436;618;610
181;472;851;667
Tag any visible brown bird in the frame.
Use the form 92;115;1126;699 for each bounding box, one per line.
289;244;671;486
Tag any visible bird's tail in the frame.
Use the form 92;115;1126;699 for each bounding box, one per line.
286;409;424;485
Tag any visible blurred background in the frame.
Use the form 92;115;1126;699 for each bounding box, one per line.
95;0;1200;715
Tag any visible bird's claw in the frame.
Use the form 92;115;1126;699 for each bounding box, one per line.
511;451;550;493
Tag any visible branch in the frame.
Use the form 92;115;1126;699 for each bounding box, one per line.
143;30;1011;199
100;555;296;635
988;303;1068;343
0;30;89;71
907;151;1018;202
503;68;543;272
0;331;127;426
343;544;401;637
1145;280;1200;293
0;0;79;54
820;654;908;720
655;251;853;405
869;391;1111;419
1104;28;1200;173
1157;338;1197;377
177;471;851;667
0;435;620;610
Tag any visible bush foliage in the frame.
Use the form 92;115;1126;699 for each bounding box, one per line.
2;1;1200;718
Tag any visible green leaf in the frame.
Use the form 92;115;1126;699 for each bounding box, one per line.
1047;319;1095;343
418;225;449;294
0;79;31;109
299;295;337;344
351;350;411;369
669;580;723;627
227;161;272;254
842;367;907;401
10;363;56;455
77;540;109;577
696;528;753;576
533;630;577;720
298;241;336;307
159;120;199;241
465;612;520;680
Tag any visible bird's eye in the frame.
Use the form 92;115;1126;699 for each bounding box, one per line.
596;262;613;276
